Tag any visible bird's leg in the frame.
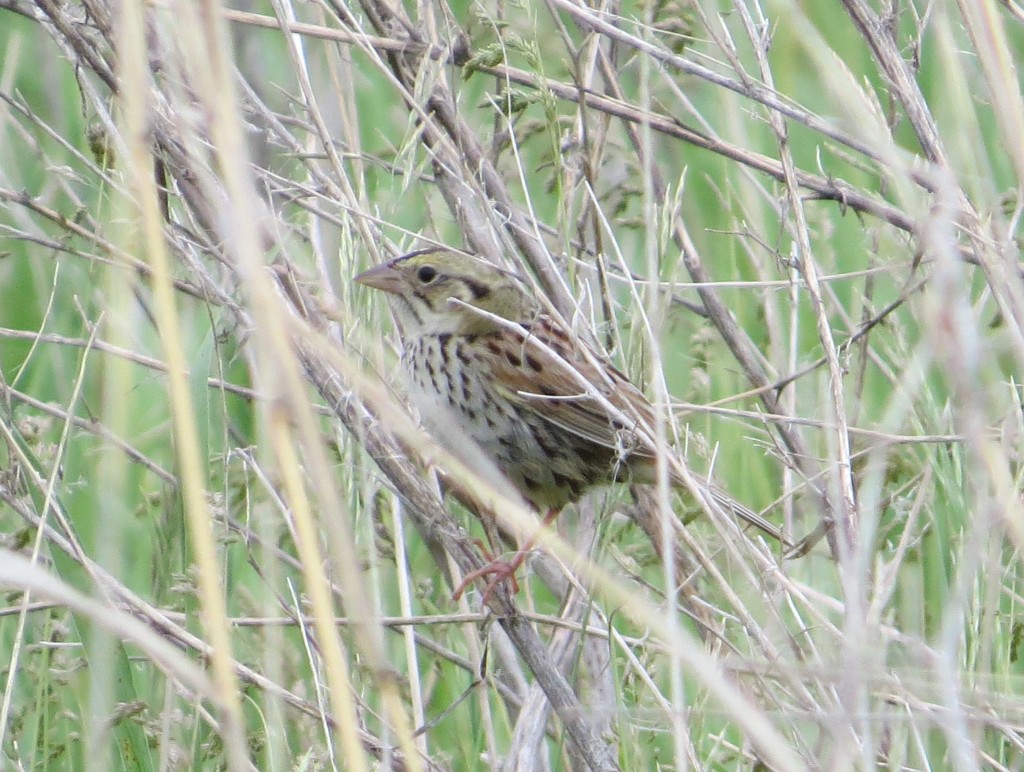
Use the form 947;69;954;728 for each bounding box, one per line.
452;508;560;602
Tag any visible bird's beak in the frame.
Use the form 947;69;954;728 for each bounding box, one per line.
354;262;403;295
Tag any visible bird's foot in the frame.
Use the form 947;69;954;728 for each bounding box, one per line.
452;552;527;602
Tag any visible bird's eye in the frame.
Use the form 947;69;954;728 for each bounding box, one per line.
417;265;438;284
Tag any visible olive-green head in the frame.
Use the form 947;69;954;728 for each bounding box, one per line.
355;249;534;336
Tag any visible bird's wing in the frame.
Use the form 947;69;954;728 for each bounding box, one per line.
482;319;789;544
483;318;658;455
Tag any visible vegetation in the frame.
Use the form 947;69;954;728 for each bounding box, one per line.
1;0;1023;768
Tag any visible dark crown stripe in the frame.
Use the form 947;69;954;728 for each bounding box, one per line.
396;246;455;263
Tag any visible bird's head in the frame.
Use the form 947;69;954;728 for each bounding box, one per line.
355;249;533;336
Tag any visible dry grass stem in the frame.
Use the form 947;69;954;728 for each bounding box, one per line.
1;0;1023;769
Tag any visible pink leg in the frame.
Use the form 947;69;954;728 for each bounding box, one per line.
452;508;560;602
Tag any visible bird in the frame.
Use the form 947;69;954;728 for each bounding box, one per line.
355;247;784;598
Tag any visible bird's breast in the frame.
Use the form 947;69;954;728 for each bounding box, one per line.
402;334;609;511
